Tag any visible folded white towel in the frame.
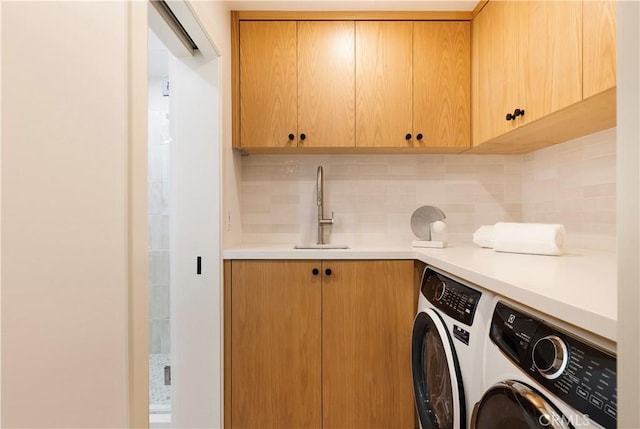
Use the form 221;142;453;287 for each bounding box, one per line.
472;225;495;248
492;222;565;256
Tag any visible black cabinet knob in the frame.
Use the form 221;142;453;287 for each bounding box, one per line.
416;133;424;141
325;268;332;276
300;133;306;141
506;109;525;121
312;268;319;276
405;133;412;140
288;133;295;141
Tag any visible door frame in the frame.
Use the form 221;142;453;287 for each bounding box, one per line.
128;1;223;427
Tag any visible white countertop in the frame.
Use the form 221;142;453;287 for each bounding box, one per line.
223;243;617;342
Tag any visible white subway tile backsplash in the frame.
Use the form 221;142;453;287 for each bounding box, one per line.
239;128;616;251
582;156;616;186
520;128;616;251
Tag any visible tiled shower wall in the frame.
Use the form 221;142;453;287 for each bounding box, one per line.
148;77;171;354
240;128;617;251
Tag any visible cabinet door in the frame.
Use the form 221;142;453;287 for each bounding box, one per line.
322;260;415;429
471;0;519;146
298;21;355;148
583;0;616;98
239;21;297;149
414;21;470;151
519;1;582;124
231;260;322;428
356;21;413;148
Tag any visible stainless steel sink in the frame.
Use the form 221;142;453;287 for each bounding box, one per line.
294;244;350;250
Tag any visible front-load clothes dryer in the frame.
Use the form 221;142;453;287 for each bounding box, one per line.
411;266;494;429
473;299;617;429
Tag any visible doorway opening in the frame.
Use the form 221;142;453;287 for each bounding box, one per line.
147;2;222;427
147;28;173;424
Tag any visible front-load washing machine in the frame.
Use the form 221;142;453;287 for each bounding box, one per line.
411;266;494;429
472;298;617;429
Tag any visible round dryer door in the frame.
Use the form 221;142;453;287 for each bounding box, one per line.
412;308;465;429
471;381;573;429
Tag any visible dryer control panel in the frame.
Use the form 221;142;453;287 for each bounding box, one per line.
421;268;482;326
491;302;617;429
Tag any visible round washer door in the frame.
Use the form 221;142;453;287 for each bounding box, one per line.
471;381;574;429
412;308;465;429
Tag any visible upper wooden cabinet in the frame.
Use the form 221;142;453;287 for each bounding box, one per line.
355;21;413;149
470;0;616;154
356;21;470;150
234;14;471;153
515;1;582;123
239;20;354;150
519;1;582;125
471;0;519;146
234;4;615;155
472;1;582;145
298;21;356;149
239;21;297;150
414;21;471;150
583;1;617;98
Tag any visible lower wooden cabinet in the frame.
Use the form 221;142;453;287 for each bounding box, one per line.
230;260;322;428
226;259;415;429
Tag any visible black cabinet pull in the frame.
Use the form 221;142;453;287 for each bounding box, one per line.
416;133;424;141
312;268;319;276
300;133;306;141
506;109;525;121
325;268;332;276
405;133;412;140
288;133;295;141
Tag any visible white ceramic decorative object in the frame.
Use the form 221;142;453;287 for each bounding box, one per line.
410;206;447;248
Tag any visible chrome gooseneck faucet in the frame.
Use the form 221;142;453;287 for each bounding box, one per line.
317;165;334;245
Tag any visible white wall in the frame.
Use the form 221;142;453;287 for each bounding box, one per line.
1;2;129;427
617;1;640;427
188;1;242;249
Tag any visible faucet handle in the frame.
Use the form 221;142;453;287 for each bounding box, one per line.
319;211;335;226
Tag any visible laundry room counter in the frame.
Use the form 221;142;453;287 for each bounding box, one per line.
223;243;617;342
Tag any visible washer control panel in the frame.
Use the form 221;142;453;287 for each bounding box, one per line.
490;302;617;429
421;268;481;326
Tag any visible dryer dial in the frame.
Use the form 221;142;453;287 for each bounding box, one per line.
532;335;568;379
434;281;446;301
